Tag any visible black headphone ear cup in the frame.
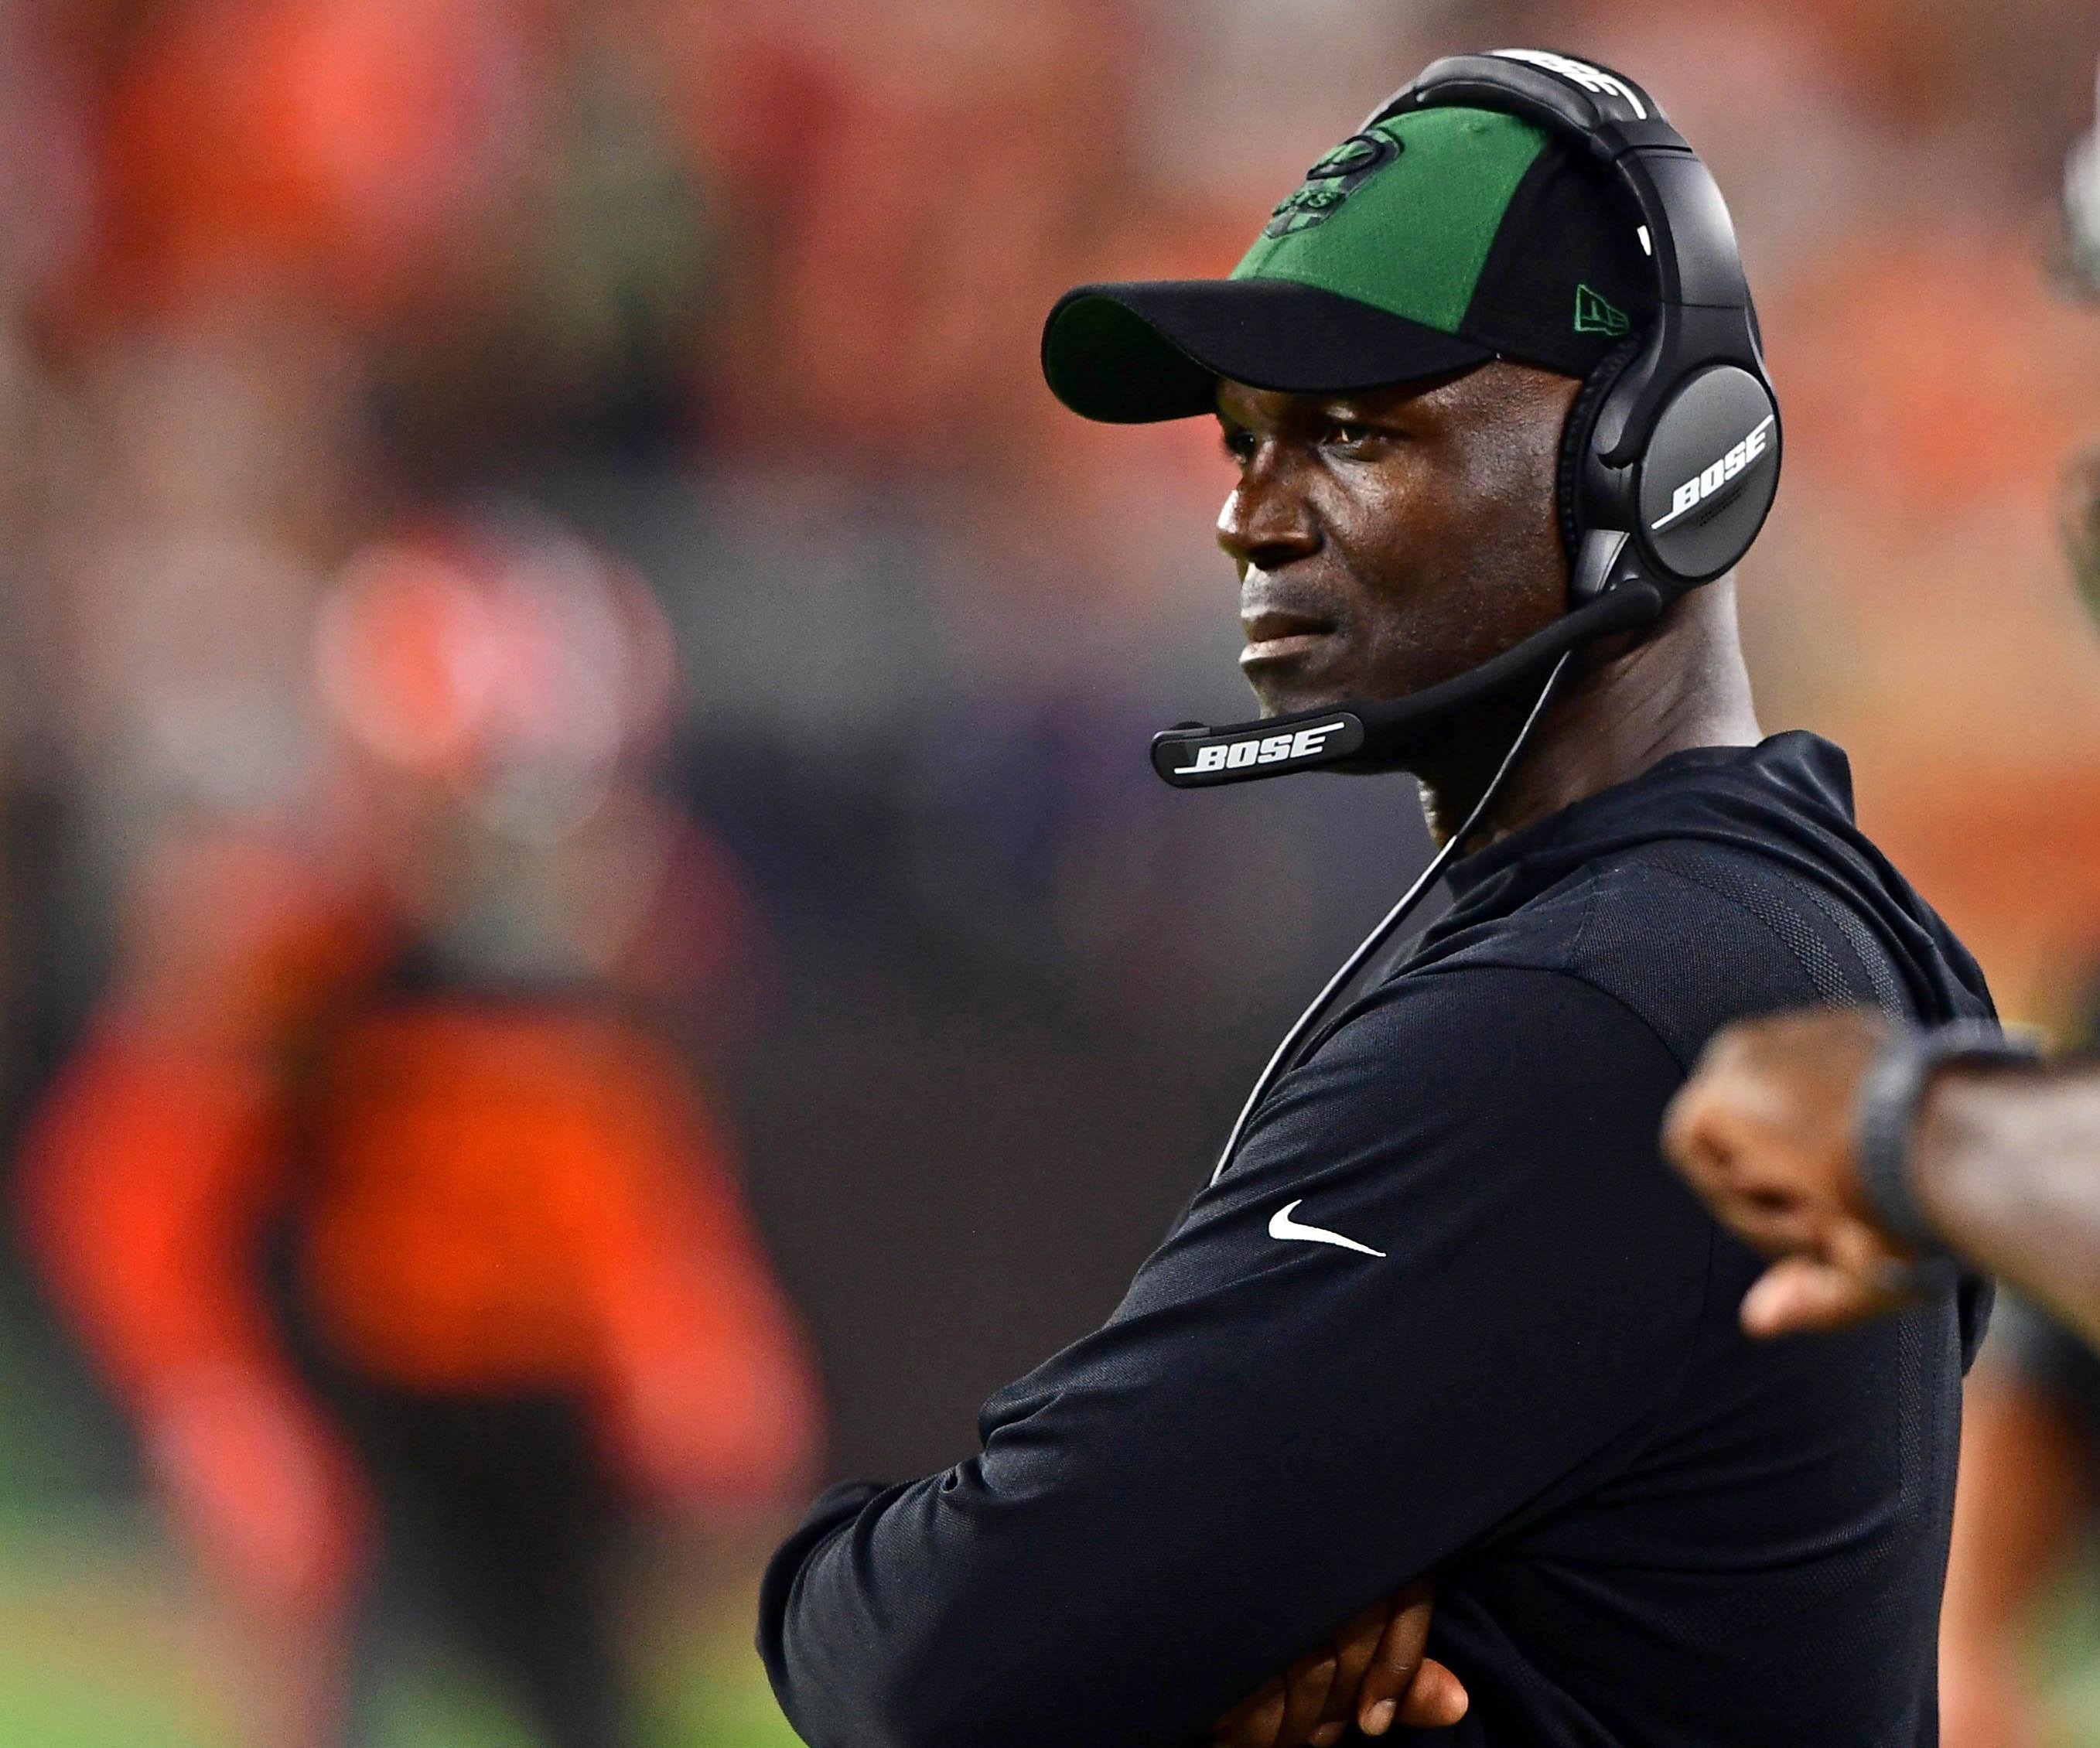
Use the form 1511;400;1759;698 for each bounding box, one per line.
1555;336;1645;562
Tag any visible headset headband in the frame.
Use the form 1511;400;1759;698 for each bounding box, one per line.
1375;52;1763;467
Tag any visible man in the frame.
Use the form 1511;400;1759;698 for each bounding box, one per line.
760;58;1995;1747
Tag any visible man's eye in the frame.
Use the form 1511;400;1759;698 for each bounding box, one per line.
1221;428;1257;463
1325;420;1375;450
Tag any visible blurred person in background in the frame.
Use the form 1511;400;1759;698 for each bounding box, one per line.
18;513;818;1748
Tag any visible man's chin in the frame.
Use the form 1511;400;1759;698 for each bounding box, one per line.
1241;644;1361;719
1245;670;1362;720
1244;646;1464;722
1251;686;1348;720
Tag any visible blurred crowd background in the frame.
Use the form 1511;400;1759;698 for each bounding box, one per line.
6;0;2100;1743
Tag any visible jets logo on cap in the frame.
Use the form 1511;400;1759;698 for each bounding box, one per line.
1263;131;1402;237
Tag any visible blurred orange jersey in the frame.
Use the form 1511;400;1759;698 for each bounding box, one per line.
20;836;818;1504
298;996;794;1395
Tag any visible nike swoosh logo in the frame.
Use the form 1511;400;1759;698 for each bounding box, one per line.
1267;1199;1385;1258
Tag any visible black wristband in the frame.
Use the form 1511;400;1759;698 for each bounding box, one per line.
1852;1020;2040;1258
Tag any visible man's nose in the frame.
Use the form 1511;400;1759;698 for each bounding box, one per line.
1217;463;1319;572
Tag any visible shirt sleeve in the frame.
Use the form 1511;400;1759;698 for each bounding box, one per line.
757;965;1712;1748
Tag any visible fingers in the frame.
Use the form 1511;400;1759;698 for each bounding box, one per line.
1740;1251;1904;1337
1673;1009;1891;1156
1211;1675;1286;1748
1306;1600;1395;1746
1398;1659;1470;1730
1695;1008;1893;1085
1272;1649;1337;1748
1665;1106;1817;1253
1211;1648;1340;1748
1662;1063;1770;1180
1664;1036;1882;1264
1354;1580;1467;1737
1214;1582;1473;1747
1663;1078;1798;1208
1658;1074;1717;1180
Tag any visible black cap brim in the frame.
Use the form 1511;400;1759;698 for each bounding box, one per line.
1040;278;1494;424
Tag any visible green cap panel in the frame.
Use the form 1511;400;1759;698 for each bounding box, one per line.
1232;107;1549;336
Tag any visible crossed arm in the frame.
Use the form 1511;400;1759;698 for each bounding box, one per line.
760;969;1699;1747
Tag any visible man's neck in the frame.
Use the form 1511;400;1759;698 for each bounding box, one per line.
1412;578;1763;852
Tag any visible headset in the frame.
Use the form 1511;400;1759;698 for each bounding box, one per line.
1186;51;1784;1183
1150;48;1781;791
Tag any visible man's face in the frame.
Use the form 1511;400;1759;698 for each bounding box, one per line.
1215;361;1582;719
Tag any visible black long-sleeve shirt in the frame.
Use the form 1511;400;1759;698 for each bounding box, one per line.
760;733;1995;1746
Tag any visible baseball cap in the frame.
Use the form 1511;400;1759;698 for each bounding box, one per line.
1041;104;1655;423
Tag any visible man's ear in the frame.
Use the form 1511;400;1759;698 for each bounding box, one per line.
1518;366;1584;607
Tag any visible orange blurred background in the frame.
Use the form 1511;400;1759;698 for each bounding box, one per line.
4;2;2100;1744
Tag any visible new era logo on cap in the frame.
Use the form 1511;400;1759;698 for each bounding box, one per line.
1573;283;1629;336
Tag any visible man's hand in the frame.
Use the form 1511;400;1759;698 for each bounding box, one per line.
1662;1008;1922;1337
1210;1580;1469;1746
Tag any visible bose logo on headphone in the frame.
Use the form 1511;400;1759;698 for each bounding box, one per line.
1487;49;1649;118
1172;720;1353;777
1651;415;1776;532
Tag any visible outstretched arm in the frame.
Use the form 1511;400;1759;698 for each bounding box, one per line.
1907;1062;2100;1349
1663;1008;2100;1347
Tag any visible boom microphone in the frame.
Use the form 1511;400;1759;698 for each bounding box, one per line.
1149;575;1665;788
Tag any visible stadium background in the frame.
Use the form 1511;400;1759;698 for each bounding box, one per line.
5;0;2100;1743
